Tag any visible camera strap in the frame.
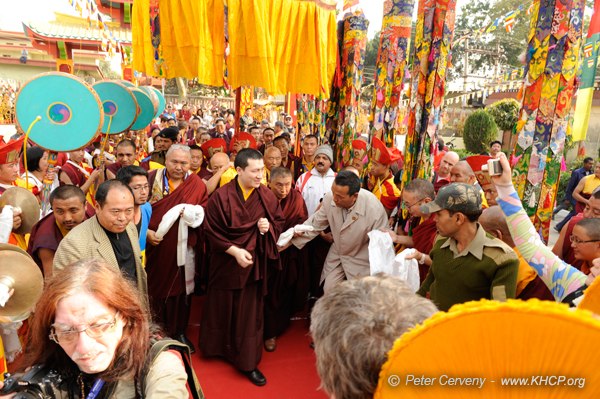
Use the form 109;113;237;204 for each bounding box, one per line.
140;338;205;399
86;378;105;399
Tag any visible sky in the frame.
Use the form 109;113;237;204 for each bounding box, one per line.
0;0;74;32
1;0;463;38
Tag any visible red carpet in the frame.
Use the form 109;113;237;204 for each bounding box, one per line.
188;297;328;399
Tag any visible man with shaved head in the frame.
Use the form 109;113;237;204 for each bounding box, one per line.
146;144;208;350
202;151;231;195
449;160;476;184
450;160;488;208
432;151;459;193
264;146;283;183
479;206;554;300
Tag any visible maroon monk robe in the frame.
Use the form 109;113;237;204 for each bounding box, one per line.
200;178;285;371
411;216;438;283
198;165;213;180
517;275;555;301
59;162;87;187
562;213;585;271
27;212;65;275
432;172;450;194
106;162;122;176
264;188;308;340
283;153;303;183
145;172;208;336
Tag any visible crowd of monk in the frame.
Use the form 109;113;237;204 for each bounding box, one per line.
0;103;598;388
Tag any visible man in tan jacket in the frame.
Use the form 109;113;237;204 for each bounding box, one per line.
54;180;148;303
290;171;389;293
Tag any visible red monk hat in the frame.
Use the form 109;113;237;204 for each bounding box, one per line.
369;137;402;165
0;136;24;165
465;155;494;190
352;139;368;161
201;138;227;159
229;132;257;154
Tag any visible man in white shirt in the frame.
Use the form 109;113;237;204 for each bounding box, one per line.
295;145;336;216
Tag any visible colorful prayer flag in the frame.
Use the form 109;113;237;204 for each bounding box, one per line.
572;0;600;142
343;0;359;11
513;0;586;241
370;0;415;147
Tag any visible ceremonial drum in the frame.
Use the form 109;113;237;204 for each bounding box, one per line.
145;86;166;120
93;80;139;134
15;72;103;151
129;87;155;130
139;86;159;118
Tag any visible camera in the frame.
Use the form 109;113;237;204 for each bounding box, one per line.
481;159;503;176
0;364;66;398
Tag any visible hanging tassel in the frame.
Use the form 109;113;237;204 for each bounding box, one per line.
528;191;537;208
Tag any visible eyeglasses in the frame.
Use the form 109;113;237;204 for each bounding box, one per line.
130;184;149;192
569;236;600;244
49;313;119;344
402;198;425;210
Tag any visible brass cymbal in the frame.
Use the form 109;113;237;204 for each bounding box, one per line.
0;243;29;257
0;187;41;234
0;244;43;322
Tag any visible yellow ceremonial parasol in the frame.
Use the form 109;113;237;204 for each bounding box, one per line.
580;274;600;315
375;299;600;398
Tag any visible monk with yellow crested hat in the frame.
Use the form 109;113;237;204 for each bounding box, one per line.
0;136;28;250
350;139;368;176
0;136;25;195
368;137;402;215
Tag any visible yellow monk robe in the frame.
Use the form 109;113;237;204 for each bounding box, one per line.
582;174;600;195
513;248;538;297
371;172;401;211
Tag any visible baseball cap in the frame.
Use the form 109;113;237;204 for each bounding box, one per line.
157;127;179;141
420;183;482;215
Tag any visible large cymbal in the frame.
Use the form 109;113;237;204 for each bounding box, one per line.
0;244;43;322
0;187;41;234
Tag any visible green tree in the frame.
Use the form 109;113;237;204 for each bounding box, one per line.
452;0;594;81
98;60;121;80
364;31;380;67
487;98;520;131
451;0;529;81
463;110;498;154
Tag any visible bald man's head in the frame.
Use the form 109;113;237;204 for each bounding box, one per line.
438;151;459;177
450;160;476;184
479;206;514;247
264;146;283;171
210;151;230;171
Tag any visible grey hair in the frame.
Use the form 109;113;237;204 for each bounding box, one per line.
166;144;191;159
404;178;435;200
310;274;437;399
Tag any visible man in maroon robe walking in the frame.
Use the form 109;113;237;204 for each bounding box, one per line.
27;185;87;277
146;144;208;351
200;148;285;386
264;167;308;352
